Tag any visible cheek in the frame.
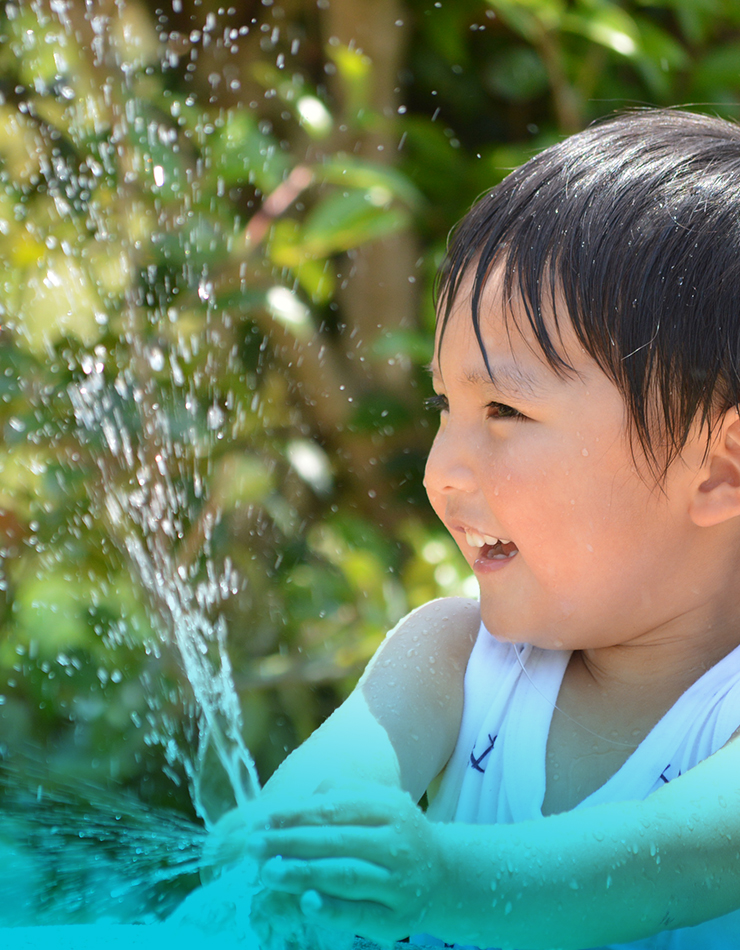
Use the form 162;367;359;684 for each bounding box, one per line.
497;458;614;554
484;447;568;515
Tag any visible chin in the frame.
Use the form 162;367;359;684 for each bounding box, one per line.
480;614;526;645
481;611;572;651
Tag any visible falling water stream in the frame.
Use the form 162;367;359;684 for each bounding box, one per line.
1;344;265;935
67;355;261;822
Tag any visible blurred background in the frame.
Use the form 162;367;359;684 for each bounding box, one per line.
1;0;740;922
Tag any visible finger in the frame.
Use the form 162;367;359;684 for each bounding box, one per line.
248;826;393;864
300;889;407;944
261;856;393;903
202;819;258;877
263;787;412;829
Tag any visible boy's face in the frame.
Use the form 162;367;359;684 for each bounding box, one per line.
424;274;715;652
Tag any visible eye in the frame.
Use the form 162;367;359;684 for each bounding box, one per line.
487;401;525;420
424;393;448;414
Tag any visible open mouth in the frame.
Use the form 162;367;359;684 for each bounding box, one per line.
463;529;519;560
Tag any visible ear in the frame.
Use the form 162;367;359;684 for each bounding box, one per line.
689;408;740;528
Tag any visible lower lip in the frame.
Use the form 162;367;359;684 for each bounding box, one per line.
473;549;518;575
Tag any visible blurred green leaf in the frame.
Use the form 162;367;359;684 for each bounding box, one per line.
632;19;689;96
157;212;233;267
124;100;185;202
563;5;640;57
486;0;566;42
350;392;413;434
399;116;469;201
209;111;293;192
313;156;423;210
372;329;434;365
689;42;740;103
253;64;334;140
292;259;336;304
12;572;94;656
326;44;373;121
483;47;550;101
3;7;82;93
300;190;411;257
15;255;103;354
212;453;276;509
634;0;725;46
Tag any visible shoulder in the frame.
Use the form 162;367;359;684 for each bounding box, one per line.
358;597;481;797
263;600;482;804
361;596;481;683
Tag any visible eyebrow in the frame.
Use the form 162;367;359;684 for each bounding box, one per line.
426;360;552;400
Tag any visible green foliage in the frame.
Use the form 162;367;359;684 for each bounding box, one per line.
1;0;740;918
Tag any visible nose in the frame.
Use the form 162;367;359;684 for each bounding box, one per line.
424;423;478;497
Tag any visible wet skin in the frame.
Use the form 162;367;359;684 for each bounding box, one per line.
424;276;740;684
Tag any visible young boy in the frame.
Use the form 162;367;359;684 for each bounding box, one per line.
215;110;740;949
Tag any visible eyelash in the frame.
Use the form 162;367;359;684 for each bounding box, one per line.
424;394;525;420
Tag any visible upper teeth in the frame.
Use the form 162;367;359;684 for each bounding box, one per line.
464;529;511;547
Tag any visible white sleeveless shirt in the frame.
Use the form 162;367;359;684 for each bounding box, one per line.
421;624;740;949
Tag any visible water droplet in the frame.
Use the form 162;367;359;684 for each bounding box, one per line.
148;347;165;371
207;404;225;430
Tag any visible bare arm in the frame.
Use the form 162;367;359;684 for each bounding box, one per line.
250;732;740;948
262;597;479;804
428;734;740;947
205;597;478;870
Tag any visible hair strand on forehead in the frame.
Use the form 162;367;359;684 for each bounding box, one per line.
435;108;740;482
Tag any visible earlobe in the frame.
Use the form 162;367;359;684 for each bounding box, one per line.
689;411;740;528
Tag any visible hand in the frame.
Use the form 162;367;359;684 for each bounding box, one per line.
200;786;348;881
200;802;262;884
199;791;358;950
246;783;448;945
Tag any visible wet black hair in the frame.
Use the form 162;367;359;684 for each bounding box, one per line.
436;109;740;478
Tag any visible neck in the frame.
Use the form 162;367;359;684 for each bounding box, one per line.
580;605;740;700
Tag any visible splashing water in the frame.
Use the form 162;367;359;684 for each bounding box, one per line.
67;357;260;826
0;758;208;925
0;315;265;940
